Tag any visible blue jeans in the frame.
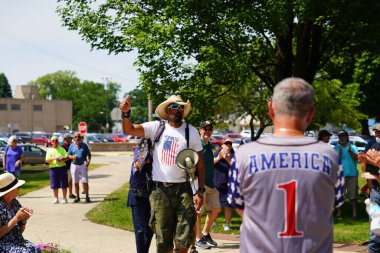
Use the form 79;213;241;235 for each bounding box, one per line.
368;189;380;253
131;199;153;253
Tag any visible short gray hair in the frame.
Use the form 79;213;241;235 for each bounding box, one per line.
272;77;314;117
7;135;17;145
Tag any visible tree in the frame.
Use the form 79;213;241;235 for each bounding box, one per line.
31;71;121;132
56;0;379;129
0;73;13;98
124;88;156;123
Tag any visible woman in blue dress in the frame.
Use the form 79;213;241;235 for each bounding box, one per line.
0;173;40;253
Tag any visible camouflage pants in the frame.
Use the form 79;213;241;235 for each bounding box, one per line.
149;182;196;253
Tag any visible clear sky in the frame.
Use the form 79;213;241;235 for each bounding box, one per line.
0;0;139;99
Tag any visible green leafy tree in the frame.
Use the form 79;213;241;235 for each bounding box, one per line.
56;0;379;86
0;73;13;98
56;0;379;130
31;71;120;132
125;88;154;123
312;77;365;131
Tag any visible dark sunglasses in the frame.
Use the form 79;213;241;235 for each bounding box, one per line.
168;104;185;110
51;140;58;143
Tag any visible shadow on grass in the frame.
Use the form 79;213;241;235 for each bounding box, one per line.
103;197;120;201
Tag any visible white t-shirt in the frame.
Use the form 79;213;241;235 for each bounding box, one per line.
142;120;202;182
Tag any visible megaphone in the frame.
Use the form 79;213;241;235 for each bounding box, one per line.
176;149;199;181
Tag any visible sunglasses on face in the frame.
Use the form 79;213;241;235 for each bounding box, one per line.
51;140;58;143
168;104;185;110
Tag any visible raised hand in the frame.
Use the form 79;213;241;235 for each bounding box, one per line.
119;95;131;113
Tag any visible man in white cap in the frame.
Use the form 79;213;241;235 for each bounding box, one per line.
119;95;205;253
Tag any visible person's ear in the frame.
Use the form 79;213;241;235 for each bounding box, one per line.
268;101;275;120
306;106;315;124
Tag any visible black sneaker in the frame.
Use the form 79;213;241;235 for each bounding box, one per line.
69;194;76;199
85;196;91;203
202;233;217;247
195;238;211;249
74;197;80;203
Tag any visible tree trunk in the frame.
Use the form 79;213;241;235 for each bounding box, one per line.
360;119;370;136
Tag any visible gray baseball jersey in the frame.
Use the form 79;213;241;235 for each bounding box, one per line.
228;136;344;253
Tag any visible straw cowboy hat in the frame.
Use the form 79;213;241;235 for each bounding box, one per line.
0;173;25;197
155;95;191;120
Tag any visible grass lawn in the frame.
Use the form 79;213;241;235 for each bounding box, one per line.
19;163;105;196
86;163;372;245
86;182;134;231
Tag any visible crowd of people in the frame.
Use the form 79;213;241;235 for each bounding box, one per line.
120;77;380;253
1;76;380;253
0;131;92;252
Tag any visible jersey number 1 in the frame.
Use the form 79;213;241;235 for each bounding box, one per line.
277;180;304;238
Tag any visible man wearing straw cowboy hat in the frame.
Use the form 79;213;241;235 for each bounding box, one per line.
0;173;40;252
120;94;205;253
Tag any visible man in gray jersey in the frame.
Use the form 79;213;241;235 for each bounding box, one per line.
228;77;344;253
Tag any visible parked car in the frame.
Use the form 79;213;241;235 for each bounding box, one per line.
0;140;7;151
329;136;368;153
126;135;142;143
210;134;225;148
44;133;53;147
0;133;10;143
225;133;243;141
84;135;102;143
31;132;49;146
94;133;115;142
14;132;33;144
0;144;47;166
109;133;127;143
240;130;255;138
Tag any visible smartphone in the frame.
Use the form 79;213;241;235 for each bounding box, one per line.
22;209;33;216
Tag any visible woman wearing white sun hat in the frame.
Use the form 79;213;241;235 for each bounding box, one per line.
0;173;40;252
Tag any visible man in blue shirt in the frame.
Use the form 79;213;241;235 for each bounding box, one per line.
68;132;92;203
334;130;358;219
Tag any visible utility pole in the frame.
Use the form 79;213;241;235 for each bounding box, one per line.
102;77;111;132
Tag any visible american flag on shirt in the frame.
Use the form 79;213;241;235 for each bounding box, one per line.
161;137;179;166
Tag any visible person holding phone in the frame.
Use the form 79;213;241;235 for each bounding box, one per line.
213;139;235;231
46;136;69;204
0;173;40;252
334;130;359;219
359;125;380;253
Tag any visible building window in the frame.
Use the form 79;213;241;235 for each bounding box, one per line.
11;104;21;111
33;104;43;111
0;104;7;111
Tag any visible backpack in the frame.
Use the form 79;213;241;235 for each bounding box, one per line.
134;121;165;191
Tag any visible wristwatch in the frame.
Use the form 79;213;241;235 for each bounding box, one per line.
121;110;131;119
196;187;205;196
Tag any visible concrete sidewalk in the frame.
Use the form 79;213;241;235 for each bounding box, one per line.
19;152;366;253
20;152;239;253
